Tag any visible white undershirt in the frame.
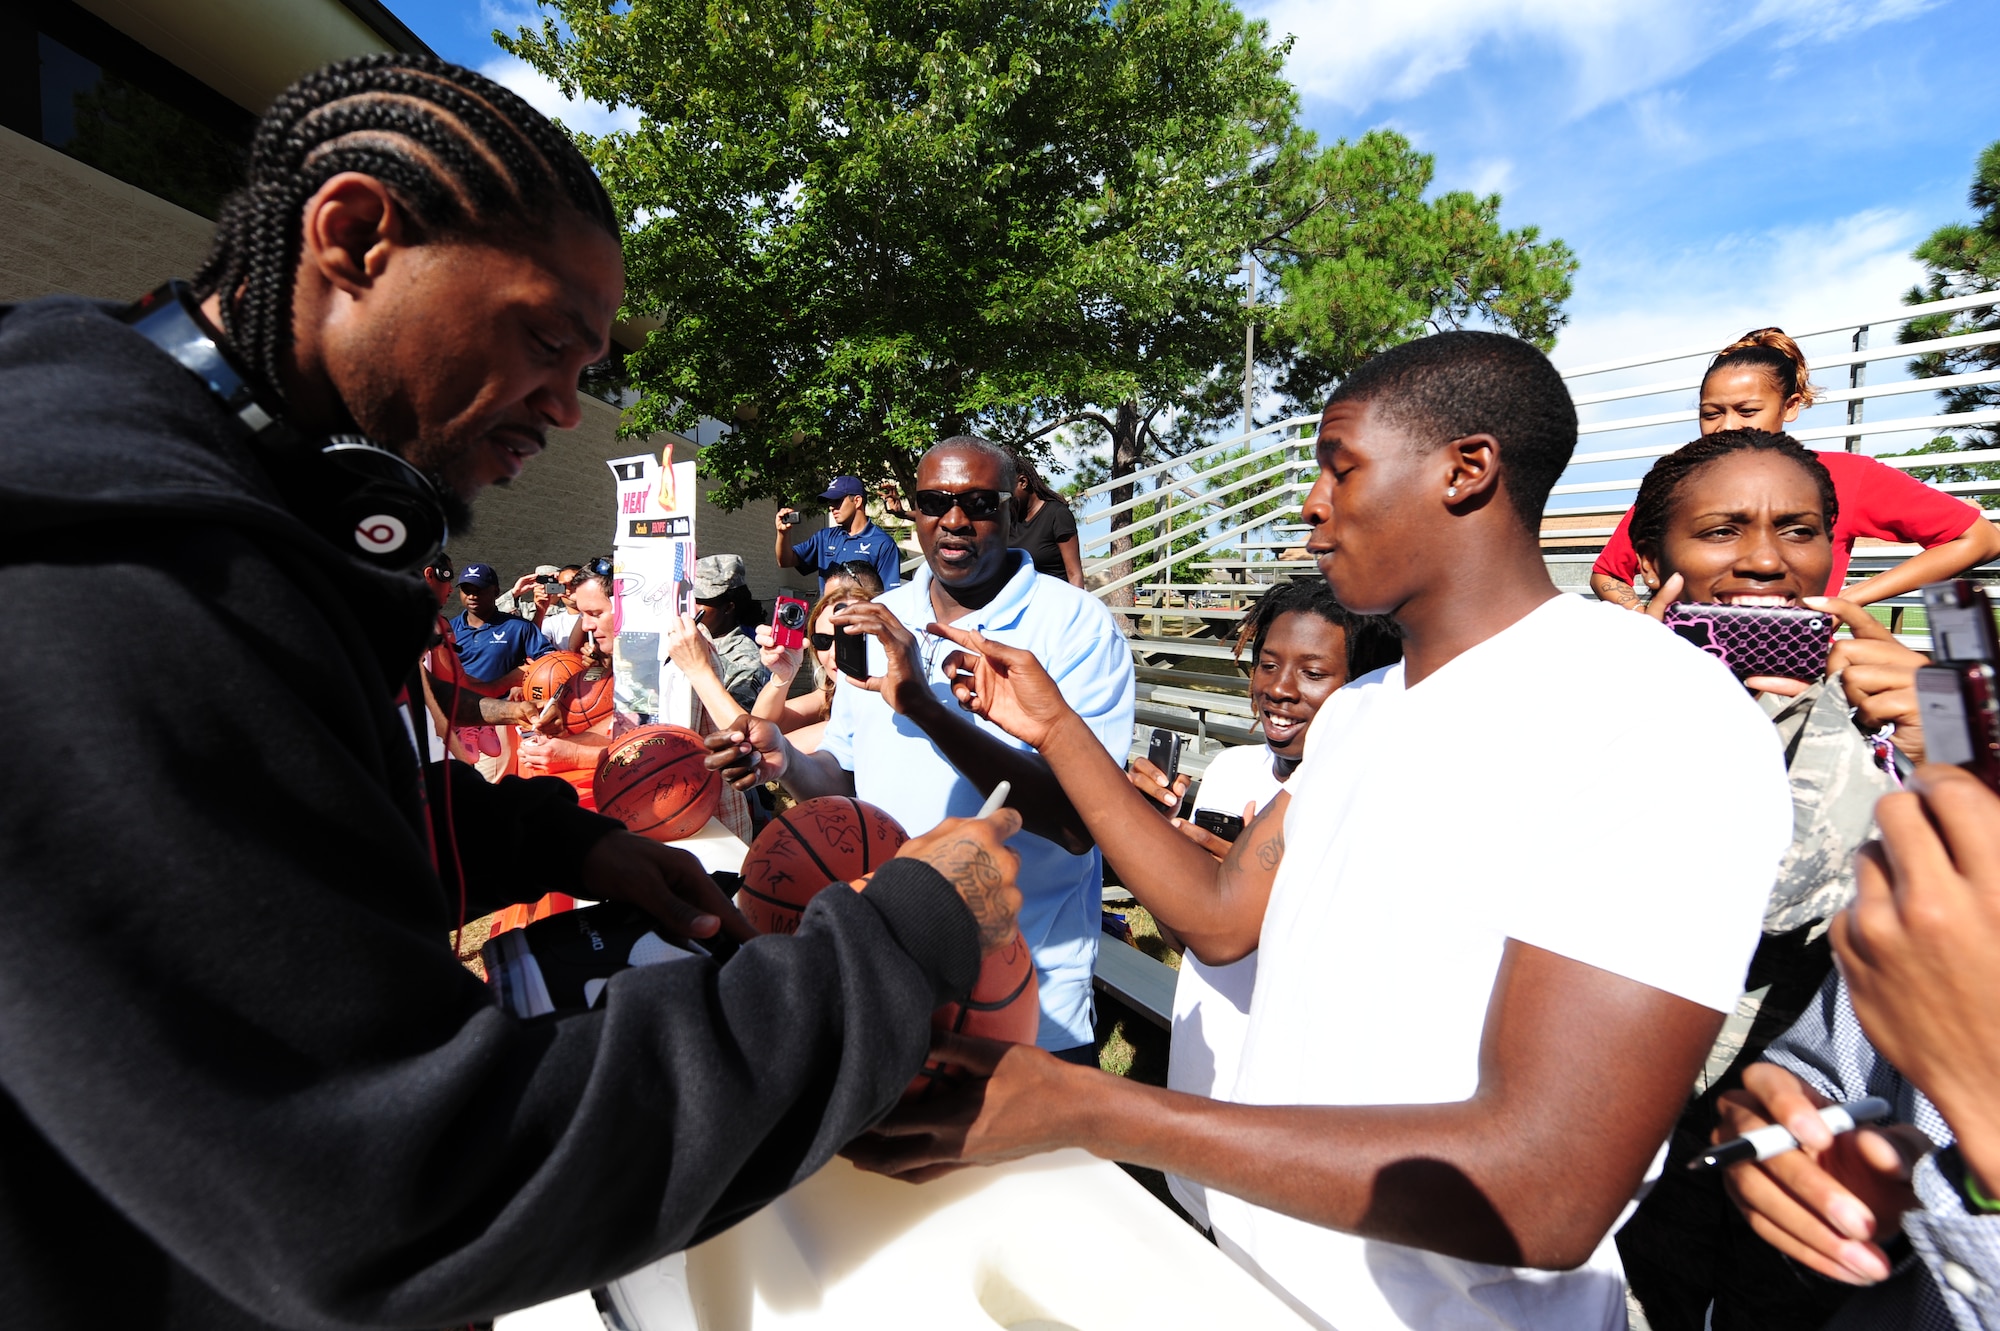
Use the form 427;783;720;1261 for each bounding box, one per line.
1165;740;1288;1228
1203;594;1792;1331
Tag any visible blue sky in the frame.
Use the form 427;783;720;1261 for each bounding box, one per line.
391;0;1997;461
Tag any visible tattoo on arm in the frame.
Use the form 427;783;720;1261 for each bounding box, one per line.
1217;807;1284;903
933;839;1016;951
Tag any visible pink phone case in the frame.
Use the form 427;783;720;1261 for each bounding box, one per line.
1661;603;1834;682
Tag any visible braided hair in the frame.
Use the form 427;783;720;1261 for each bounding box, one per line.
1233;578;1402;682
1627;429;1838;560
192;53;617;399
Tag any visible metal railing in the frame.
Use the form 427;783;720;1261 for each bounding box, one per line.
1078;290;1998;746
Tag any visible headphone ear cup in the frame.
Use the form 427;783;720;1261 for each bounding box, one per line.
318;437;449;573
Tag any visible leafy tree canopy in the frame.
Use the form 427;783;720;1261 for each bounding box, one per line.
503;0;1294;507
1900;139;2000;452
1259;129;1576;411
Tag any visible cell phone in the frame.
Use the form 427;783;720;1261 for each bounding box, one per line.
1145;728;1185;816
1918;664;2000;792
771;594;810;650
1922;579;2000;664
1661;602;1835;683
834;622;870;680
1192;809;1246;843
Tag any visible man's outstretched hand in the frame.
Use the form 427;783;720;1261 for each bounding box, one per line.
704;718;788;791
925;622;1076;750
844;1029;1076;1183
579;831;757;944
894;808;1025;954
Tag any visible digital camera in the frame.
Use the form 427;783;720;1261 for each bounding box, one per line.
771;594;810;650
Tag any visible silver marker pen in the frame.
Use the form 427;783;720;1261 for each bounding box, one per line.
976;781;1011;819
1688;1096;1894;1171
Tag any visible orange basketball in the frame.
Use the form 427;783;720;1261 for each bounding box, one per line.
906;933;1040;1101
737;797;908;935
593;725;719;841
561;663;615;734
523;651;588;712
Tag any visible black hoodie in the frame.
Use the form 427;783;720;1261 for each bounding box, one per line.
0;296;981;1329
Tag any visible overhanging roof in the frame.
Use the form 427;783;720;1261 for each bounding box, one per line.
75;0;435;118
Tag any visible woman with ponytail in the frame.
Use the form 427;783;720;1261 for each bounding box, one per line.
1589;327;1999;609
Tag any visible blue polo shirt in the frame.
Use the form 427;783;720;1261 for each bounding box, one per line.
821;551;1135;1051
446;612;556;683
790;518;903;589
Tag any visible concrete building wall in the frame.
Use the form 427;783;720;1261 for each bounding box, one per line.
451;399;803;608
0;126;214;302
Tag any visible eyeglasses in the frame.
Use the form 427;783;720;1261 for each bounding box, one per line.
912;488;1005;520
832;560;879;578
810;632;836;651
578;556;613;583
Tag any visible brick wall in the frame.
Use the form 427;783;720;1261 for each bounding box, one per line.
0;127;215;302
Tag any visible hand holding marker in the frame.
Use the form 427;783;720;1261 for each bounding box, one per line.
1690;1097;1895;1171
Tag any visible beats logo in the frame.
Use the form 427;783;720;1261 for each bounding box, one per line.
356;514;408;554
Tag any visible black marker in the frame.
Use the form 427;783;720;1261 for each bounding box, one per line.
1688;1096;1894;1171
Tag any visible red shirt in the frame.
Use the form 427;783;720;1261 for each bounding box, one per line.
1591;450;1981;595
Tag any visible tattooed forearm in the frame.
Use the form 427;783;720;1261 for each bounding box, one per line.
933;839;1018;951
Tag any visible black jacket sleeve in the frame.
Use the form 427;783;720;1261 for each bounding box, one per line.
422;758;626;916
0;527;981;1329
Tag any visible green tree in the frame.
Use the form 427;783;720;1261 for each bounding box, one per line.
1900;139;2000;452
1259;129;1577;409
501;0;1293;515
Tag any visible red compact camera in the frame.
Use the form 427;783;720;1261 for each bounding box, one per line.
771;594;810;651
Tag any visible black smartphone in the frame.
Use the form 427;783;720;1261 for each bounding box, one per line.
834;622;870;680
1923;580;2000;663
1192;809;1246;842
1145;728;1185;816
1918;663;2000;792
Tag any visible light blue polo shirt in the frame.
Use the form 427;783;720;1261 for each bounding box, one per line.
822;551;1136;1051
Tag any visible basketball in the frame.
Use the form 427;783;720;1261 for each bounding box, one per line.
593;726;719;842
737;797;908;935
562;663;615;733
907;933;1040;1101
523;651;587;711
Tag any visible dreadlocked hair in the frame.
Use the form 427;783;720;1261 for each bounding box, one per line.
1232;578;1402;682
1627;429;1838;560
192;53;617;399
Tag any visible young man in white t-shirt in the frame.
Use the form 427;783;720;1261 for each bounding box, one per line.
850;331;1794;1331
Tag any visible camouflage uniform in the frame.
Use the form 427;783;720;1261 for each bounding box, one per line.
1695;673;1898;1094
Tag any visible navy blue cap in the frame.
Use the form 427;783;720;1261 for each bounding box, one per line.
819;476;867;501
456;562;499;589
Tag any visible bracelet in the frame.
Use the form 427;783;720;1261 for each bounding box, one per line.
1967;1166;2000;1215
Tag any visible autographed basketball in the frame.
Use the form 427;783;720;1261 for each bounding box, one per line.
907;932;1040;1101
737;797;908;935
562;663;615;733
522;651;587;711
594;726;719;841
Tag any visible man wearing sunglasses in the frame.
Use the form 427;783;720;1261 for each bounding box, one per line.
713;436;1135;1063
776;475;904;592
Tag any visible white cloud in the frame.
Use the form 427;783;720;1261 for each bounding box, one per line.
1244;0;1943;117
480;54;641;138
1555;205;1927;373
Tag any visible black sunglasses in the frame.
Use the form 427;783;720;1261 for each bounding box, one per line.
582;556;613;580
912;488;1005;520
810;632;836;651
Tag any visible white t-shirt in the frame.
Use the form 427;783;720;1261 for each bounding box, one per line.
1204;594;1791;1331
537;608;579;649
1166;740;1288;1227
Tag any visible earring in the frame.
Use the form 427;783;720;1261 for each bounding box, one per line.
1446;486;1458;497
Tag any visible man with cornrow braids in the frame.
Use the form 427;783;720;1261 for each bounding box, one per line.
0;54;1022;1331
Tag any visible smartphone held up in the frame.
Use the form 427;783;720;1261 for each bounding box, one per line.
1916;579;2000;792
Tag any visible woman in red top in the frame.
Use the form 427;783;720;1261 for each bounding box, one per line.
1588;328;1999;609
